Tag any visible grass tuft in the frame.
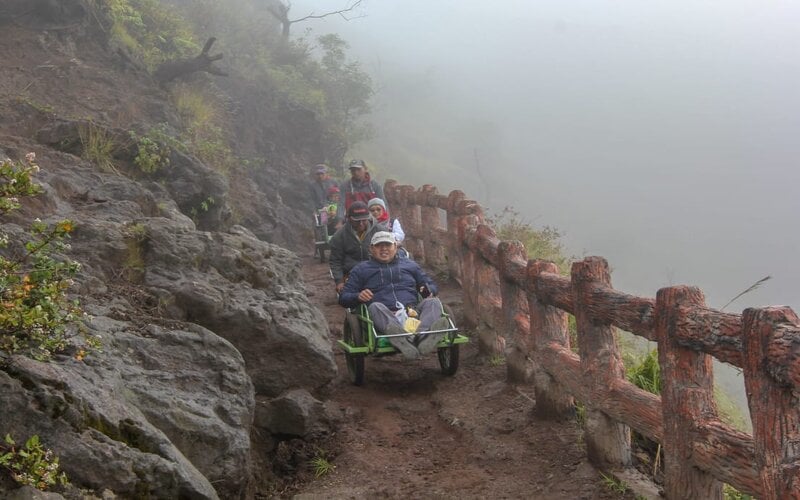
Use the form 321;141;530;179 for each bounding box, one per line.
309;455;335;478
79;123;118;174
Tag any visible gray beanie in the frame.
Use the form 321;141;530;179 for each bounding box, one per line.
367;198;386;210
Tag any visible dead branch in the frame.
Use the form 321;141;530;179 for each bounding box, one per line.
153;37;227;84
268;0;364;40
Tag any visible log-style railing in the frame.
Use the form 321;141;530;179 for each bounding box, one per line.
384;180;800;499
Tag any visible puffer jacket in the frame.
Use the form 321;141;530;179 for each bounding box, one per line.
338;256;439;309
328;220;388;284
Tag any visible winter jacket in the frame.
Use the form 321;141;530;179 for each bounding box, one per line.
309;178;338;209
338;173;385;218
389;218;405;243
338;256;439;310
328;219;388;284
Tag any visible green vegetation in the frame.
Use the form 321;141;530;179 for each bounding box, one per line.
599;472;629;495
0;154;90;361
14;96;55;115
103;0;199;70
0;434;68;490
172;84;236;173
130;126;172;173
190;196;215;220
309;449;335;478
79;123;117;173
625;348;661;395
575;401;587;428
122;223;148;282
488;353;505;366
487;207;571;274
724;483;753;500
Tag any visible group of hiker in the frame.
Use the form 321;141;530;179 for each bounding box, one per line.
306;159;447;359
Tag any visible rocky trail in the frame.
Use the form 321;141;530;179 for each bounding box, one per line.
286;252;642;499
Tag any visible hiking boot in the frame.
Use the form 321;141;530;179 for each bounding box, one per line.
417;332;446;355
417;317;451;354
428;317;451;333
385;323;419;360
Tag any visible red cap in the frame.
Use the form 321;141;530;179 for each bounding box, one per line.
348;201;370;221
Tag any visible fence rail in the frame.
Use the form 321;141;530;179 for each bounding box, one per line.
384;180;800;499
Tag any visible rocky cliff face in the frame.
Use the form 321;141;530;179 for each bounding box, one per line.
0;8;337;498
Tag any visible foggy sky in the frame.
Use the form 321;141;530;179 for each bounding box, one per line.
293;0;800;314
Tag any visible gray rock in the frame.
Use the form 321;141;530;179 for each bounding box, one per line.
0;116;336;496
1;320;254;499
4;485;65;500
255;389;330;437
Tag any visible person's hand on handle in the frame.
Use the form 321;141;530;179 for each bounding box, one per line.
336;282;345;293
357;289;374;303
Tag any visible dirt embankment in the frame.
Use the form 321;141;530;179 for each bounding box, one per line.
289;252;642;499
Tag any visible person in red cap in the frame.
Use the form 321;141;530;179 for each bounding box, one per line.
329;201;388;293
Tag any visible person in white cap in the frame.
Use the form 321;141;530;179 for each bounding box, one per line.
338;231;450;360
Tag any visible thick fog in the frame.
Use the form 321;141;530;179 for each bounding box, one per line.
295;0;800;316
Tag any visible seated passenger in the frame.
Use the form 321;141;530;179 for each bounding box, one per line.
367;197;404;244
338;231;450;360
329;201;388;293
324;185;343;235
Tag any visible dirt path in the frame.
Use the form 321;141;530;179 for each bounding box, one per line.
291;253;638;499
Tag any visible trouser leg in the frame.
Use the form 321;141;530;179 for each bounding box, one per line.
368;302;419;360
416;298;449;355
367;302;401;333
416;297;443;332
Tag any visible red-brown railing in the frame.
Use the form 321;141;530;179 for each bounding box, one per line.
385;180;800;499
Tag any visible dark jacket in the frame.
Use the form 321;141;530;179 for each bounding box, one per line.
339;173;385;218
309;178;338;209
339;256;439;309
328;219;388;284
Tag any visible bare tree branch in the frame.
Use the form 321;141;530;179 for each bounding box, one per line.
268;0;364;40
291;0;364;23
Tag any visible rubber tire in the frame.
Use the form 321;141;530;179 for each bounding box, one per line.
438;344;460;376
343;311;365;385
438;304;460;375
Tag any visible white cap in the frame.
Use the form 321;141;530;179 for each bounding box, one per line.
370;231;396;245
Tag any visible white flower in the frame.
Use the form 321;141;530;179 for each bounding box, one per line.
25;152;36;162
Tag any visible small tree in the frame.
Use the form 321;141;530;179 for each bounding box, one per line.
316;33;373;166
0;153;87;362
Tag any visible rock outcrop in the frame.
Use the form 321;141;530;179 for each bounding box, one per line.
0;119;336;496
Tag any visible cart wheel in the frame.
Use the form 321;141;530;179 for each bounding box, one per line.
438;304;459;376
438;344;459;376
319;246;327;263
343;311;365;385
